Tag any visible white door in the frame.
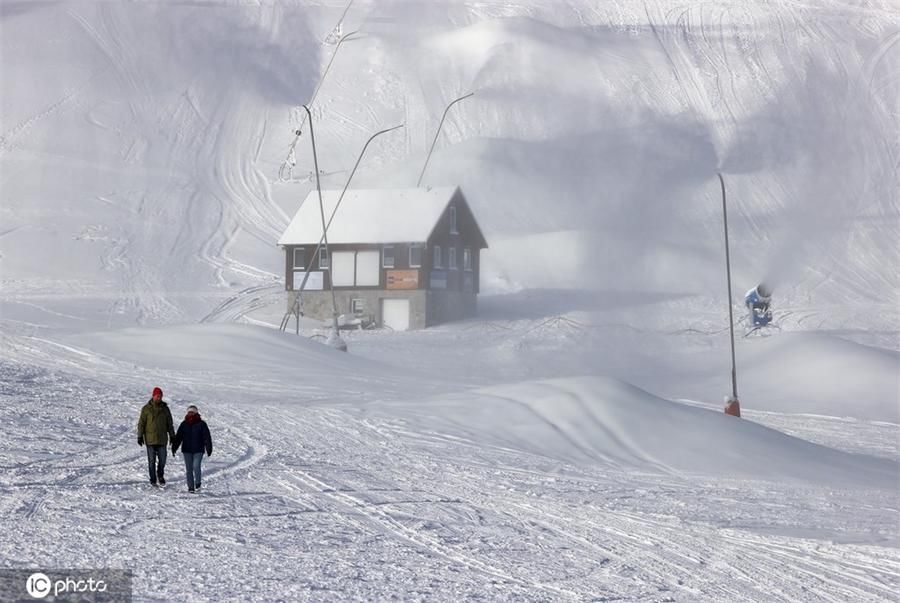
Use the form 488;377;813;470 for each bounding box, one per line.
382;299;410;331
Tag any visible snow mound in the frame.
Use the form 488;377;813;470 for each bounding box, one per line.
69;323;361;372
375;376;897;488
61;324;425;404
737;332;899;422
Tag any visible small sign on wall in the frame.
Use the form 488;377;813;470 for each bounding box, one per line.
293;271;324;290
387;269;419;290
429;270;447;289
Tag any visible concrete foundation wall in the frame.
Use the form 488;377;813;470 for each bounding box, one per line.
287;289;476;330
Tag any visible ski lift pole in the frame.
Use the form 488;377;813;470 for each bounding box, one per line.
718;172;739;402
417;92;474;187
292;124;405;301
289;122;404;345
290;125;404;341
302;104;345;350
328;124;404;228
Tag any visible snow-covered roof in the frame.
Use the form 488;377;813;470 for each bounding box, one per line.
277;186;461;246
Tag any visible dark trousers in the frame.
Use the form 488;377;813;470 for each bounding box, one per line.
183;452;203;489
145;444;168;483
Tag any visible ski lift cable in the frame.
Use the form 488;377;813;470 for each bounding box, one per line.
278;1;359;182
324;0;355;42
278;28;362;182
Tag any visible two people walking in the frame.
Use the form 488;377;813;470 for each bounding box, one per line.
137;387;213;492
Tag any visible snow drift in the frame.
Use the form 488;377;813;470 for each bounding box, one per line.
371;376;897;489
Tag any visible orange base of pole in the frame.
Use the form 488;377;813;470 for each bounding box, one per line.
724;398;741;417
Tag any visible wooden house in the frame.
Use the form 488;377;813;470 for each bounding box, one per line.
277;186;488;330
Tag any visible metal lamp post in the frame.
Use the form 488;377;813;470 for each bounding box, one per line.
299;104;345;350
290;122;404;349
718;172;741;417
417;92;474;187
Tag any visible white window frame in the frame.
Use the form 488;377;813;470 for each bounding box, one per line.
382;246;395;268
433;245;442;268
463;247;473;271
318;246;329;270
449;206;458;234
448;246;457;270
409;244;423;268
292;247;306;269
350;298;365;316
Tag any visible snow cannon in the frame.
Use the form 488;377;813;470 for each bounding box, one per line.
745;283;773;327
724;395;741;417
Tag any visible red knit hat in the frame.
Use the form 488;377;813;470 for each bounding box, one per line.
152;387;163;398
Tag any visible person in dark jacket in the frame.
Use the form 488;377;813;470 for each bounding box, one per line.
171;405;213;493
137;386;176;486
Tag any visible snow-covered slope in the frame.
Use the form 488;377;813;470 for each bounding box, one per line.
2;0;898;328
3;323;898;600
27;322;897;488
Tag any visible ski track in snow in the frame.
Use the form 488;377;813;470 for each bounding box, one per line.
0;359;897;601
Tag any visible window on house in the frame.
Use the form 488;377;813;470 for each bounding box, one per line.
449;206;458;234
350;298;365;316
448;246;457;270
292;248;306;269
463;248;472;271
319;246;329;269
409;245;423;268
383;246;395;268
433;245;442;268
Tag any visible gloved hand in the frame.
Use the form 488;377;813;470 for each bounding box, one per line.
206;450;212;458
138;437;144;447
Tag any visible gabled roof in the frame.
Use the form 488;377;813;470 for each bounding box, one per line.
278;186;476;246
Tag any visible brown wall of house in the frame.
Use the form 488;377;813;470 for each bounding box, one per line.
284;243;480;295
284;244;332;291
424;190;483;295
426;291;478;327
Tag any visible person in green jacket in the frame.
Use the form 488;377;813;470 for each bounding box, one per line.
137;386;176;487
